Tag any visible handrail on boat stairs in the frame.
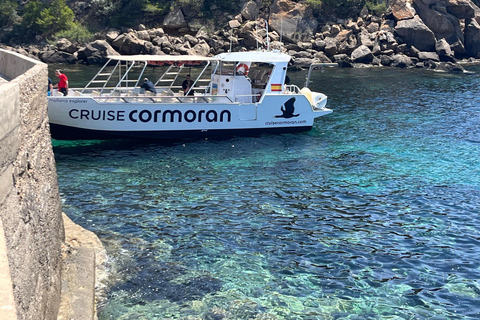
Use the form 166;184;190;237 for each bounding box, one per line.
303;62;338;89
81;57;215;97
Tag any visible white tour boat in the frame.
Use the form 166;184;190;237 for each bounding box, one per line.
47;50;332;140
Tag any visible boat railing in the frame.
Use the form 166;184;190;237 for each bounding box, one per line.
91;94;234;104
234;94;263;103
304;62;338;88
284;84;301;94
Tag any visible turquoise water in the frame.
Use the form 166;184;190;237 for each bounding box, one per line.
52;65;480;319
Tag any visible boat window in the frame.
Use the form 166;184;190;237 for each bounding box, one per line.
202;96;233;103
151;97;182;103
215;62;235;75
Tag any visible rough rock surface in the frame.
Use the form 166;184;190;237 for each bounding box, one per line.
6;0;480;71
269;0;318;42
391;0;417;20
395;15;436;51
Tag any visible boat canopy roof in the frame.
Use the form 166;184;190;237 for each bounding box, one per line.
106;50;291;64
106;54;216;62
215;50;291;63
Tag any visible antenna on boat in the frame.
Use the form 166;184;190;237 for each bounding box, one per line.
280;18;283;46
255;20;259;50
265;20;270;51
229;28;233;53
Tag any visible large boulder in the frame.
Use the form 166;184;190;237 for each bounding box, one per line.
163;7;186;29
418;51;440;61
105;29;121;43
391;53;414;68
314;51;333;63
293;57;317;67
395;15;436;51
40;49;77;64
435;38;456;61
446;0;476;19
136;30;151;41
241;0;260;21
190;41;211;56
357;28;376;48
56;38;77;54
391;0;417;20
338;33;358;55
351;45;374;63
113;33;146;55
333;54;353;68
378;31;399;51
413;0;464;51
269;0;318;42
239;21;264;47
323;37;338;57
148;28;165;39
229;19;242;28
77;40;119;65
465;18;480;58
436;38;453;56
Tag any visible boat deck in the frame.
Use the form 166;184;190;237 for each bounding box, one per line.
52;84;303;105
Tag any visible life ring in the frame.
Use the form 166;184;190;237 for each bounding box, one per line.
236;63;249;76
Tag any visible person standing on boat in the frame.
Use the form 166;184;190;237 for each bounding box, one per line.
182;75;194;95
53;69;69;96
141;78;157;94
47;77;53;96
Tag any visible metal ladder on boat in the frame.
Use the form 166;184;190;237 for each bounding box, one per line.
153;62;212;94
81;60;145;95
155;64;185;90
81;62;117;94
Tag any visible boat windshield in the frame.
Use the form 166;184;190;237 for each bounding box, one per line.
214;61;235;76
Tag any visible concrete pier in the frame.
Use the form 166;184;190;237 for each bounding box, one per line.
0;48;103;320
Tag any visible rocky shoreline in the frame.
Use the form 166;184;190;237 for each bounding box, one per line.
2;0;480;72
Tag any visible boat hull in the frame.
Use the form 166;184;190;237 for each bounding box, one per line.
47;94;331;140
49;123;313;140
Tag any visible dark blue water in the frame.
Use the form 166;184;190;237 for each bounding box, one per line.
52;65;480;319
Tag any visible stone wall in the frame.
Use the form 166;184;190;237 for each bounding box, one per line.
0;48;64;320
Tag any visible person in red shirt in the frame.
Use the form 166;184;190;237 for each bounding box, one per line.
54;69;69;96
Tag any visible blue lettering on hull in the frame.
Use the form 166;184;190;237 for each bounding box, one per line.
68;109;232;123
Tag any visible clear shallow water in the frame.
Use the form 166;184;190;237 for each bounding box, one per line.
52;65;480;319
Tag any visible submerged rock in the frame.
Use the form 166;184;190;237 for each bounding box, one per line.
435;61;466;73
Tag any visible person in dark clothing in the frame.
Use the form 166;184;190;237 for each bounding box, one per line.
182;75;194;95
141;78;157;94
48;77;53;96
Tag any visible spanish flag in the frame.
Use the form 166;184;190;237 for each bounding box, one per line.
271;83;282;91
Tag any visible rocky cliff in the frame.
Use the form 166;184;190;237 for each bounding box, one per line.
4;0;480;71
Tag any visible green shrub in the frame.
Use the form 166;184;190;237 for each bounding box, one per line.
0;0;19;28
37;0;75;37
144;2;168;16
321;0;366;17
9;0;75;41
54;22;94;43
365;0;387;16
101;0;170;28
305;0;323;16
176;0;204;12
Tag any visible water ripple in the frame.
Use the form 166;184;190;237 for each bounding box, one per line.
54;65;480;319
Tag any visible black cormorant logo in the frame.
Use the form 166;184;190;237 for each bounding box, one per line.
275;97;299;118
